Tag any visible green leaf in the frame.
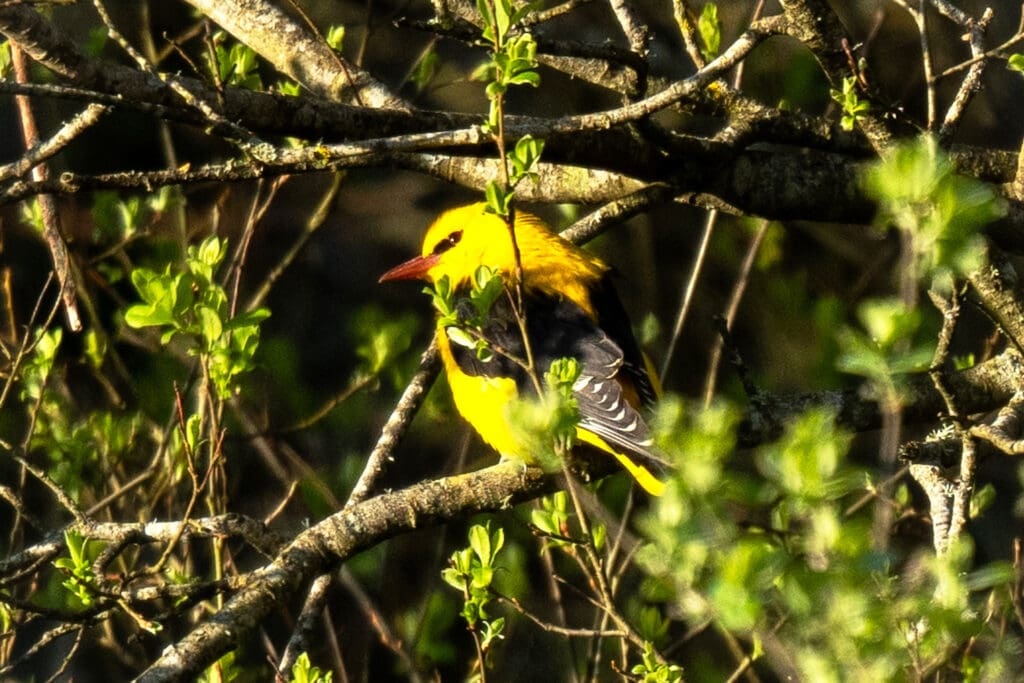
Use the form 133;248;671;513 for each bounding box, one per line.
215;38;262;90
471;565;494;589
857;298;920;349
196;305;224;347
290;652;333;683
441;567;467;591
756;409;852;503
969;482;997;519
185;413;203;454
277;79;302;96
445;326;477;350
484;180;512;217
698;3;721;61
55;530;100;607
124;303;173;329
20;198;44;233
530;508;556;535
224;307;271;330
83;329;106;369
469;524;492;566
493;0;512;45
0;601;11;634
470;265;504;318
0;40;12;78
1008;53;1024;72
508;70;540;87
480;616;505;649
85;27;107;57
471;60;496;83
477;0;496;43
196;236;226;269
830;76;869;131
325;25;345;52
485;80;506;100
409;49;438;92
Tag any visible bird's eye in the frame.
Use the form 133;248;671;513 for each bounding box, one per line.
431;230;463;256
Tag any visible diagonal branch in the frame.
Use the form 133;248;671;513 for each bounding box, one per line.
135;461;555;682
183;0;405;108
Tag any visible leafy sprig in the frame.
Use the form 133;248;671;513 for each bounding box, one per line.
290;652;333;683
474;0;544;218
428;266;504;362
830;75;870;132
442;523;508;658
53;530;101;608
125;236;270;398
211;32;262;90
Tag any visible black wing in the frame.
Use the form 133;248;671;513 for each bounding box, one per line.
445;278;667;470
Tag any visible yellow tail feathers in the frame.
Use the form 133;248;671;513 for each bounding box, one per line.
577;429;667;496
610;452;666;497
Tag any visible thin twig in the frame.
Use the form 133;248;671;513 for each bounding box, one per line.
939;8;994;144
0;102;109;182
10;45;81;331
340;568;422;681
660;208;717;382
277;573;335;677
92;0;251;140
494;590;626;638
703;219;770;404
247;173;342;311
346;340;440;506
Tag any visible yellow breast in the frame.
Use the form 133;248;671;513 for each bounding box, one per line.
437;333;525;458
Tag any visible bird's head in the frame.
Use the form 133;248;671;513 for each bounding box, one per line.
379;204;531;288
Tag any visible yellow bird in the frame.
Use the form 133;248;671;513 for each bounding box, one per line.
380;203;667;496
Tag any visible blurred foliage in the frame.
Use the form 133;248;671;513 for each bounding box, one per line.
637;404;1020;681
865;136;1005;289
697;3;721;62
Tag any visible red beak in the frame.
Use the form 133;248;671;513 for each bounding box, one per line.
378;253;440;282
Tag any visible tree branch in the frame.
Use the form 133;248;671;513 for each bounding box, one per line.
135;461;555;682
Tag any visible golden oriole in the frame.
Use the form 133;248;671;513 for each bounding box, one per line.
380;203;667;496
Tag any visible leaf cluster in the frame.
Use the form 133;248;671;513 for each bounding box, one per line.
830;76;870;132
18;327;147;498
484;134;544;216
124;236;270;398
428;266;504;362
212;32;262;90
53;530;101;608
290;652;333;683
442;524;507;652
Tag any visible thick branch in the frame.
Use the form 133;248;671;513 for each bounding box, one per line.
740;348;1023;445
183;0;404;108
136;461;554;682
